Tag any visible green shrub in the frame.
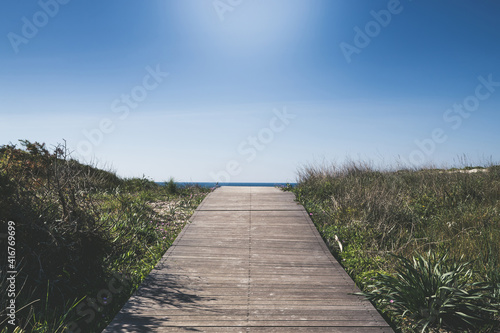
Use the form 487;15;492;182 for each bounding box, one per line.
359;252;498;332
167;177;177;194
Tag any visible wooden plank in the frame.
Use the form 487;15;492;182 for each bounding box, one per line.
102;187;393;332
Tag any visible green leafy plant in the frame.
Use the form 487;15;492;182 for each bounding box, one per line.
359;252;498;332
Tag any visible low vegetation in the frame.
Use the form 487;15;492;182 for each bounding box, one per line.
289;161;500;332
0;140;210;332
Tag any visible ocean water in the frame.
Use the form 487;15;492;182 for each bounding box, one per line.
157;182;296;188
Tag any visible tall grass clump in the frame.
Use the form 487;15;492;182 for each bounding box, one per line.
0;140;210;332
290;160;500;331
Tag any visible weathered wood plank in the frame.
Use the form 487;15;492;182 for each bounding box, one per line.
102;187;393;332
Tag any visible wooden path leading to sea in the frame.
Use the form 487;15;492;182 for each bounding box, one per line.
103;187;393;332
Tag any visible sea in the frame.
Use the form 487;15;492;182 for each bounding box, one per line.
157;182;297;188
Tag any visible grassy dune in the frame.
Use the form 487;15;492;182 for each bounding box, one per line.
289;161;500;332
0;141;210;332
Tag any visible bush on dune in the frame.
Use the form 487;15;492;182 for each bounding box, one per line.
0;141;122;330
291;160;500;332
0;140;209;332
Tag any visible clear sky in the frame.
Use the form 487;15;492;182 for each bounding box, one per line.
1;0;499;182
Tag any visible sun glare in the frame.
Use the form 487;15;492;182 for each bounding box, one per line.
165;0;324;58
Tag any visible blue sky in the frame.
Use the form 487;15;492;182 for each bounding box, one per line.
1;0;499;182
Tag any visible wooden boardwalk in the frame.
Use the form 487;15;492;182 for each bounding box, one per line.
103;187;393;332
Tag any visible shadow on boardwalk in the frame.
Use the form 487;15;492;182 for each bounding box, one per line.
104;266;219;332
